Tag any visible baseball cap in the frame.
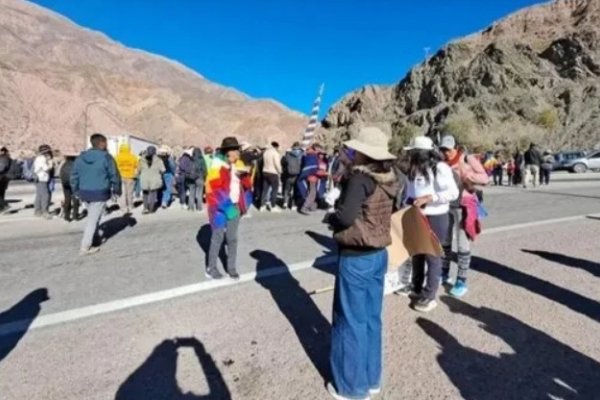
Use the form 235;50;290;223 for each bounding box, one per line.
439;135;456;150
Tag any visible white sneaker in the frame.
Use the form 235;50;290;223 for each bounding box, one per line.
369;387;381;395
79;247;101;256
326;383;370;400
414;298;438;313
271;207;283;213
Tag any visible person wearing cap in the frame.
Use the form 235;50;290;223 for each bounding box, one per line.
33;144;55;219
59;150;80;222
0;147;13;213
115;142;139;214
324;127;399;400
205;136;253;280
438;134;488;298
260;141;283;212
137;145;165;214
404;136;459;312
71;134;121;255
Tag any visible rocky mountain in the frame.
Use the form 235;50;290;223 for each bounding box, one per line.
0;0;307;155
324;0;600;152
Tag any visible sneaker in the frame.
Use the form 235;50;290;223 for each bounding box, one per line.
298;208;310;216
142;209;150;215
394;285;415;297
450;280;469;298
204;269;224;280
414;298;438;313
271;207;282;213
229;271;240;281
369;387;381;395
441;272;453;286
326;382;369;400
42;213;53;220
80;247;101;256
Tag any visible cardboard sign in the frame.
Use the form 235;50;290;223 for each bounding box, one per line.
387;206;443;269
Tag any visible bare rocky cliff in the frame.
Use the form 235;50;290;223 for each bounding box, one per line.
0;0;306;154
324;0;600;151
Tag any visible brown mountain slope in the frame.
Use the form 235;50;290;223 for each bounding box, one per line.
324;0;600;151
0;0;307;154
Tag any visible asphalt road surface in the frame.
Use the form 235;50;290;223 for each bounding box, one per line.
0;178;599;399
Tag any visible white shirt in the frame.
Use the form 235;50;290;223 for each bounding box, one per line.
406;162;459;215
230;164;241;204
33;155;53;183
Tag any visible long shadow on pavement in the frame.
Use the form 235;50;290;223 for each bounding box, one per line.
522;249;600;278
471;256;600;323
252;249;333;384
0;288;49;363
98;215;137;243
115;337;231;400
417;297;600;399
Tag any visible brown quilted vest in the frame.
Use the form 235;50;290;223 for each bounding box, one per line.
334;169;398;249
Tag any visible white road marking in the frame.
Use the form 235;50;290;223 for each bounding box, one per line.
0;212;599;336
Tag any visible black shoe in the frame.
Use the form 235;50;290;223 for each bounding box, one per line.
298;208;310;216
229;271;240;281
205;269;224;280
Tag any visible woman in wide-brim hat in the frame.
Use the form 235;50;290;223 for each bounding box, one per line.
324;126;399;400
204;136;253;280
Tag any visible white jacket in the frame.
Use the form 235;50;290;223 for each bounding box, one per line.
33;155;54;183
406;162;459;216
262;147;282;175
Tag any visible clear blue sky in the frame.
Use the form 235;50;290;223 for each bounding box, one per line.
32;0;542;116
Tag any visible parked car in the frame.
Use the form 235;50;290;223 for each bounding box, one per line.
554;150;600;173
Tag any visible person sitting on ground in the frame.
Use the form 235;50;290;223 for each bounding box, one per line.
33;144;55;219
59;151;80;222
324;126;399;400
137;146;165;214
438;135;488;298
404;136;459;312
71;134;121;255
115;143;138;214
205;137;253;280
0;147;13;213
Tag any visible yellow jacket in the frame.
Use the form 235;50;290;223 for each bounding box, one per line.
115;143;139;179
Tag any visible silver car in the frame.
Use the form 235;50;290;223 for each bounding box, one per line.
556;150;600;173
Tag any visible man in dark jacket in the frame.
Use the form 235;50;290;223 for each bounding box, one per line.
59;153;80;222
71;133;121;255
0;147;12;213
281;142;303;210
523;143;542;189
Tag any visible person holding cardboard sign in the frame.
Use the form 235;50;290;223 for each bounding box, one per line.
404;136;459;313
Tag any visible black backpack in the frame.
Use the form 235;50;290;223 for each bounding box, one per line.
284;153;302;176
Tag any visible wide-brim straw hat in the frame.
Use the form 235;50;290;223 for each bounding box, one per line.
344;127;396;161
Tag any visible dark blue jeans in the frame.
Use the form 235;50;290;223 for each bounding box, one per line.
330;249;387;399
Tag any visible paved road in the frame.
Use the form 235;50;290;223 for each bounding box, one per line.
0;179;599;399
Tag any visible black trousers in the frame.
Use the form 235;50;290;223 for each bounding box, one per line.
261;173;280;207
282;175;297;208
412;213;450;300
62;183;80;221
540;168;551;185
493;169;503;185
0;177;8;210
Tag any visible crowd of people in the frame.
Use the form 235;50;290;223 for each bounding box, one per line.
0;129;566;399
481;143;555;188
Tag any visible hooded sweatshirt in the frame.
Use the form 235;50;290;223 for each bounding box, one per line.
71;148;121;202
115;144;139;179
262;146;282;175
